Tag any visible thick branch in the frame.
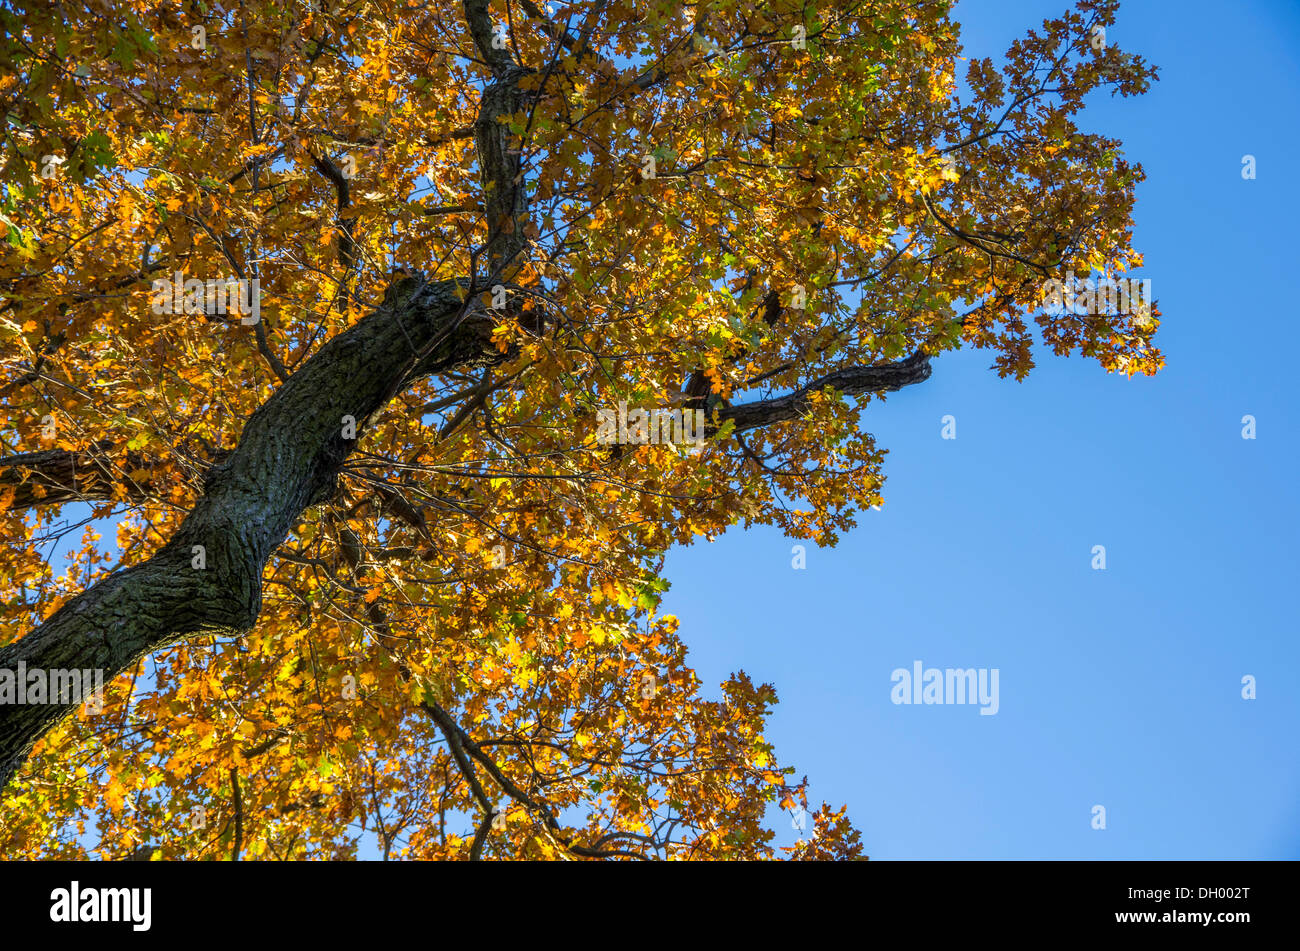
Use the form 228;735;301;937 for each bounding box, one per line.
462;0;534;275
0;441;152;510
717;352;933;434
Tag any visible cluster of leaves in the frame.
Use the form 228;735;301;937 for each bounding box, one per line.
0;0;1155;858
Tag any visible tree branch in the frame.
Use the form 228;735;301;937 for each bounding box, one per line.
0;441;153;510
717;352;933;434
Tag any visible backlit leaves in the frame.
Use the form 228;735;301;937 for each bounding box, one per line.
0;0;1156;860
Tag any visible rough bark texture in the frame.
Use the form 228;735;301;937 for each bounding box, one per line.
722;352;933;433
0;278;496;788
0;441;149;510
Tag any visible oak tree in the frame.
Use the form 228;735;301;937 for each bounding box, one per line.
0;0;1157;858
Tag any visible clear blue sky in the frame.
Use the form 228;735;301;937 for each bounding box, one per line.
34;0;1299;860
660;0;1300;858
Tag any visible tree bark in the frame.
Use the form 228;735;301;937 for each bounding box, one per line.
0;441;148;510
722;352;932;433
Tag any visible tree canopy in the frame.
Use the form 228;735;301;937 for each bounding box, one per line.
0;0;1157;859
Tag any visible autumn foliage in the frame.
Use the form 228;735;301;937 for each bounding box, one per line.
0;0;1156;859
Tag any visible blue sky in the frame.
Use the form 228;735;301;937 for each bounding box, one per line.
660;0;1300;858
